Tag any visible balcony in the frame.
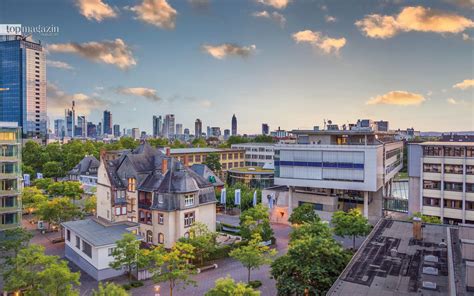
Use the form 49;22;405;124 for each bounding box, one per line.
0;206;20;214
0;190;18;196
0;223;19;230
0;156;18;162
0;173;18;179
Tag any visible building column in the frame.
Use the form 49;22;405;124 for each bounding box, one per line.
363;191;369;219
462;155;467;224
288;186;294;216
441;159;445;222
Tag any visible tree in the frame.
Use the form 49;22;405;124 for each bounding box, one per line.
22;141;47;171
180;222;217;266
119;137;139;149
204;152;221;172
271;236;350;296
0;227;33;260
331;209;371;249
148;138;169;148
253;135;274;143
3;244;80;295
33;178;54;191
92;282;129;296
110;233;148;283
37;197;81;235
43;161;65;180
192;138;207;147
288;203;321;225
47;181;84;200
223;183;261;212
411;212;441;224
230;233;277;283
289;220;332;242
205;276;260;296
84;195;97;214
239;204;274;242
21;186;47;213
151;242;197;296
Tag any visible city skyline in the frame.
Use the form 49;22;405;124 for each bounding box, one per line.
0;0;472;134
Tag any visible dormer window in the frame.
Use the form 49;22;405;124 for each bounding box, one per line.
128;178;136;192
184;194;195;207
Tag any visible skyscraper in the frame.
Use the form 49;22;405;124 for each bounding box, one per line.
113;124;120;137
152;115;162;138
0;35;47;139
163;114;175;139
195;119;202;138
65;101;75;138
262;123;269;135
207;126;211;138
77;115;86;137
87;122;97;138
54;119;65;138
176;123;183;135
231;114;237;136
103;110;112;135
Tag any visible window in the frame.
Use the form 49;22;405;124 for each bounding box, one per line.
115;207;121;216
444;199;462;209
234;153;239;159
184;212;195;227
76;236;81;248
423;197;440;207
444;147;464;157
467;166;474;175
423;164;441;173
188;155;193;162
108;247;115;256
82;241;92;258
423;146;443;157
66;229;71;241
158;195;164;204
146;230;153;243
228;153;233;160
184;194;195;207
158;213;164;224
222;163;227;169
234;162;238;167
122;206;127;215
158;233;164;244
444;165;463;174
128;177;136;191
139;210;145;223
423;180;441;190
466;183;474;193
467;148;474;158
444;182;463;192
195;155;201;162
467;201;474;211
222;154;227;160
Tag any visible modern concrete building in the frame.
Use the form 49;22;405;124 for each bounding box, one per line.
231;114;237;136
231;142;275;169
262;123;269;135
163;114;175;139
0;122;22;232
269;121;403;224
408;142;474;224
62;217;140;280
195;119;202;138
152;115;162;138
228;167;274;189
0;35;47;140
103;110;112;135
96;143;217;248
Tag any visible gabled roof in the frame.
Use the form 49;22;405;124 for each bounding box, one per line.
69;155;100;176
157;160;213;193
190;164;225;186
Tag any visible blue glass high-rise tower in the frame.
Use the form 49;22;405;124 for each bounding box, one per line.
0;35;47;140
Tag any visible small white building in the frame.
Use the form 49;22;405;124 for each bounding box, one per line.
231;142;275;169
62;217;140;281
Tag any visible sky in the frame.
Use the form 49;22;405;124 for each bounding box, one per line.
1;0;473;134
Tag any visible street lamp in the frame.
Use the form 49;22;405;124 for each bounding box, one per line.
154;285;161;296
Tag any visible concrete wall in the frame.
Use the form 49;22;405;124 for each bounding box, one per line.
96;159;112;221
408;176;421;215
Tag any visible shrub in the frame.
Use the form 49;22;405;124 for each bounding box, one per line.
121;284;131;290
130;281;144;288
248;280;262;288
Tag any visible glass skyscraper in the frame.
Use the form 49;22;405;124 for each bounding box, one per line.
0;35;47;139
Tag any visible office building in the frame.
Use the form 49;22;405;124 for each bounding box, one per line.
207;126;211;138
408;142;474;224
0;36;47;139
211;127;221;137
175;123;183;135
374;120;389;132
65;101;76;138
87;122;97;139
0;122;22;232
103;110;112;135
95;143;217;249
77;116;86;137
231;114;237;136
184;128;190;136
195;119;202;138
113;124;120;138
131;128;140;140
163;114;175;139
152;115;162;138
267;120;403;224
232;142;275;169
224;129;230;140
97;122;102;137
54;119;65;138
262;123;269;135
328;219;474;295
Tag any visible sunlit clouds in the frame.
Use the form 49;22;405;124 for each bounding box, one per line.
201;43;257;59
292;30;346;55
46;60;74;70
253;11;286;27
47;83;109;116
355;6;474;39
256;0;291;10
366;91;426;106
47;39;136;70
75;0;117;22
453;79;474;90
116;87;161;101
130;0;177;29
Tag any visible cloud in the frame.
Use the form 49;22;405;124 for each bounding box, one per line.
447;0;474;9
462;33;473;40
47;39;136;70
292;30;346;55
199;99;212;108
355;6;474;39
366;91;426;105
256;0;291;9
453;79;474;90
130;0;177;29
188;0;210;10
46;60;74;70
201;43;256;59
252;10;286;27
47;83;109;116
116;87;161;101
75;0;117;22
447;98;458;104
325;15;337;23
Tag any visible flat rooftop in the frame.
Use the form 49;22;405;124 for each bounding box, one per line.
170;147;239;154
329;220;451;296
291;129;396;136
420;141;474;147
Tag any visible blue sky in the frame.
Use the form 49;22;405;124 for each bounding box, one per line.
1;0;473;134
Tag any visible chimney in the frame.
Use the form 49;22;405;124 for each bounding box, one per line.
413;217;423;240
166;147;170;156
162;158;168;174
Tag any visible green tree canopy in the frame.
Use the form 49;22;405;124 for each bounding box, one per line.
92;282;129;296
331;209;371;249
37;197;81;235
180;222;217;266
205;276;260;296
204;153;222;172
239;204;274;242
43;161;65;180
411;212;441;224
110;233;148;283
21;186;47;213
0;227;33;260
289;220;332;242
192;138;207;147
288;203;321;225
84;195;97;214
230;233;277;283
33;178;54;190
